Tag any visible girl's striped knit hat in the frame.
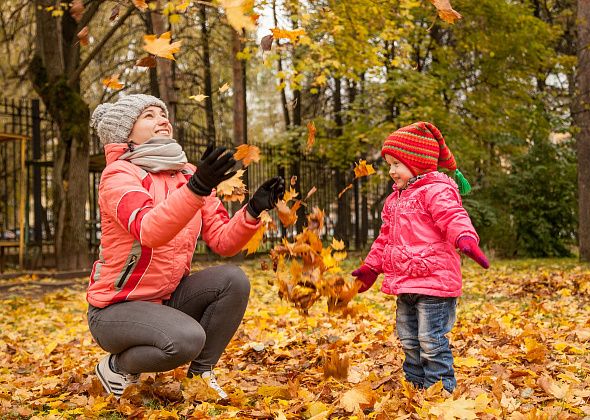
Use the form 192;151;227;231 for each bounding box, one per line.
382;121;471;195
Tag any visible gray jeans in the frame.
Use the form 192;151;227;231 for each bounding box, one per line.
87;264;250;375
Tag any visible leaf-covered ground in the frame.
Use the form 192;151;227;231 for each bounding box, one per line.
1;257;589;419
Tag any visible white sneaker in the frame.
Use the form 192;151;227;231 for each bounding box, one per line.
95;355;140;398
200;371;228;399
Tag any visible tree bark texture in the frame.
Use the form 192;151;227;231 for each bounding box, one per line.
199;3;216;145
151;1;177;122
576;0;590;260
30;1;90;269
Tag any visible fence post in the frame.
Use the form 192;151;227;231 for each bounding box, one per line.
31;99;42;246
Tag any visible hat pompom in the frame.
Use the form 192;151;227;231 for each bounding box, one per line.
90;103;113;130
453;169;471;196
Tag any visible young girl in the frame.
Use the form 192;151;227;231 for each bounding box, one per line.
87;94;285;399
352;121;489;393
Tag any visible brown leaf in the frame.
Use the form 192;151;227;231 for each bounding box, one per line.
77;27;89;47
323;350;349;379
135;55;157;68
338;183;353;198
261;34;274;51
110;5;120;21
69;0;84;22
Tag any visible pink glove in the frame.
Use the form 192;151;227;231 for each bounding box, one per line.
457;236;489;269
351;265;379;293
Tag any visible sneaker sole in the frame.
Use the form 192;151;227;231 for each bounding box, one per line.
95;363;124;397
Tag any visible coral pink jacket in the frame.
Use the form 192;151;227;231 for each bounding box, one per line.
87;143;260;308
364;171;478;297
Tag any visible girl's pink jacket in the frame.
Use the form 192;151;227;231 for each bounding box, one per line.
364;171;478;297
87;144;260;308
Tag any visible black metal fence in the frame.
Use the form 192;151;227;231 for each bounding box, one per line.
0;98;391;270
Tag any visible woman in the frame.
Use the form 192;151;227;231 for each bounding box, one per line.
87;94;284;399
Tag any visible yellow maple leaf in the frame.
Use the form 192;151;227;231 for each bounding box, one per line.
454;356;480;367
102;74;124;90
339;384;377;413
270;27;306;43
189;94;209;103
283;187;299;203
216;169;247;202
353;160;376;178
233;144;260;167
428;0;462;24
143;31;182;60
219;0;257;32
219;82;231;93
429;397;477;419
243;225;265;255
331;238;345;251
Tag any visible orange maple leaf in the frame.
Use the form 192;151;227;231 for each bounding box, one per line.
242;225;265;255
102;74;123;90
306;121;316;152
234;144;260;167
277;200;301;227
270;27;306;43
216;169;248;202
353;160;375;178
143;31;182;60
133;0;149;11
428;0;462;24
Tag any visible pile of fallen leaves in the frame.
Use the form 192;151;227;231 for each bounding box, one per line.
1;258;589;418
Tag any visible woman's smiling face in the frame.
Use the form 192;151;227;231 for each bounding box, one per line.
128;106;172;144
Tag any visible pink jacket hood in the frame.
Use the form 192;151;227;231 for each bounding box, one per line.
87;144;260;307
364;171;478;297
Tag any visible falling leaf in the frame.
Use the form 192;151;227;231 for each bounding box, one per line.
307;207;324;232
331;238;345;251
428;0;462;24
338;183;353;198
77;27;89;47
323;350;349;379
69;0;84;22
143;31;182;60
270;27;306;43
110;5;120;20
277;200;301;227
219;0;257;32
304;186;317;201
216;169;248;202
219;82;231;93
306;121;316;152
353;160;375;178
260;34;274;51
290;176;297;186
234;144;260;167
189;94;209;103
243;226;265;255
283;187;299;203
135;55;157;68
133;0;149;11
102;74;124;90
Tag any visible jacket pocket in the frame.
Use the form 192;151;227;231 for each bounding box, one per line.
114;254;138;290
394;244;441;278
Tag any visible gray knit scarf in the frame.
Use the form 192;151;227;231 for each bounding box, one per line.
118;137;187;173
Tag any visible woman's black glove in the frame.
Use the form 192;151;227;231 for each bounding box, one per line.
246;176;285;218
187;145;237;196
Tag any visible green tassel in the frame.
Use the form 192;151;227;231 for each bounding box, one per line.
454;169;472;196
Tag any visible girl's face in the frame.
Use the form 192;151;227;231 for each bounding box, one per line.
385;154;414;189
128;106;172;145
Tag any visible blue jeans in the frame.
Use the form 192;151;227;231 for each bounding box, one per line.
396;294;457;392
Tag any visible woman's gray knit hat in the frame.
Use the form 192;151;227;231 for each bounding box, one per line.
90;94;169;146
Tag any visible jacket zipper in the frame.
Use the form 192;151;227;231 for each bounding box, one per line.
116;255;137;289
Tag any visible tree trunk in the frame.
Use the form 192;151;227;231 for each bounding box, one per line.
333;77;349;245
30;1;89;270
232;29;247;146
200;3;216;144
151;1;176;122
576;0;590;260
272;0;290;128
143;12;160;97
